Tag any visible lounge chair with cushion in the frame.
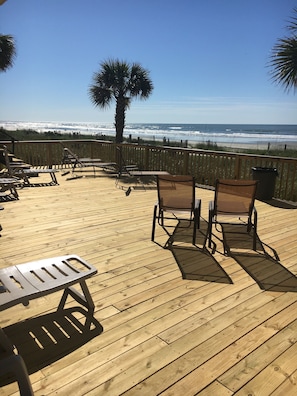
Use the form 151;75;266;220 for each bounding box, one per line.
151;174;201;246
207;179;258;255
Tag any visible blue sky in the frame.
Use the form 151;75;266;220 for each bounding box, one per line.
1;0;297;125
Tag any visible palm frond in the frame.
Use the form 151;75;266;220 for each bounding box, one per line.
0;34;16;72
269;9;297;92
89;58;153;143
287;7;297;33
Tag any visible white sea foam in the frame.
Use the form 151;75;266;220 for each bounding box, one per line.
1;120;297;147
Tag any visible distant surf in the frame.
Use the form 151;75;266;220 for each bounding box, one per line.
1;121;297;148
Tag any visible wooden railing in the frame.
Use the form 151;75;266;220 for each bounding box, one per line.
1;139;297;202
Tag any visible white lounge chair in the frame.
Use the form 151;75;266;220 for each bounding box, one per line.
0;255;97;314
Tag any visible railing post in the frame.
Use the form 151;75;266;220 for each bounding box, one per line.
183;150;189;175
144;147;149;169
234;154;241;179
47;143;53;167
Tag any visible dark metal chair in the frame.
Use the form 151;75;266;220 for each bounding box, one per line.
0;327;34;396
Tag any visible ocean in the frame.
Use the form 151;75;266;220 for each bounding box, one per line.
1;121;297;149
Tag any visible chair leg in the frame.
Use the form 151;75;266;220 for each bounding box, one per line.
0;336;33;396
5;354;34;396
197;199;201;229
253;229;257;251
252;208;258;251
192;200;201;244
57;281;95;314
12;186;19;199
192;217;197;245
51;172;58;185
151;205;157;241
208;211;213;249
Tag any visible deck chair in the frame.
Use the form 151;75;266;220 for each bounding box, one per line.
2;145;58;186
0;177;19;200
0;255;97;314
207;179;258;255
62;147;117;177
151;175;201;246
115;147;169;194
0;327;34;396
115;146;139;177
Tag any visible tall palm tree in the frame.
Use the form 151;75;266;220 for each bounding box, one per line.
269;8;297;92
0;34;16;72
89;59;153;143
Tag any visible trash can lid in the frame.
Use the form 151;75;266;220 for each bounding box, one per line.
252;167;278;172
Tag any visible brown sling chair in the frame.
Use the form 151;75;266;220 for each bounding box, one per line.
207;179;258;255
152;175;201;246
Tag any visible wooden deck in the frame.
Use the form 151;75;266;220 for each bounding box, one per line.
1;169;297;396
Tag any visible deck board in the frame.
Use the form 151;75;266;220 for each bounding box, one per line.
1;170;297;395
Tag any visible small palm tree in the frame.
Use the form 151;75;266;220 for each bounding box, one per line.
89;59;153;143
0;34;16;72
269;8;297;92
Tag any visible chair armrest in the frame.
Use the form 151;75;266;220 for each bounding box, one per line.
194;198;201;210
208;201;215;232
252;206;258;228
209;200;214;211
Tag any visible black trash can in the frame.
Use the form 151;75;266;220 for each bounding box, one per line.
252;167;278;200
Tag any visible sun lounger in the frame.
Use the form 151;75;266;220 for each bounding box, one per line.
0;177;19;200
0;255;96;393
128;170;170;177
115;147;169;194
2;145;59;186
20;168;58;186
62;147;103;166
0;255;97;314
62;147;117;177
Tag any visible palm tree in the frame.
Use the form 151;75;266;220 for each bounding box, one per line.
269;8;297;92
0;34;16;72
89;59;153;143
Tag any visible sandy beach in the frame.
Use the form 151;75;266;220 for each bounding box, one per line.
187;140;297;152
226;141;297;151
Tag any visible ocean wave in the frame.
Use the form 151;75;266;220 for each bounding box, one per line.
1;121;297;145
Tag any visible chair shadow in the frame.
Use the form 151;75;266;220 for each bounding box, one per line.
116;175;158;193
1;307;103;381
260;198;297;209
166;219;233;284
221;224;297;292
170;245;233;284
24;181;58;187
0;195;18;202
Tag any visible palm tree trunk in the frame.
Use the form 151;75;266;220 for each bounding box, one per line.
115;98;126;143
